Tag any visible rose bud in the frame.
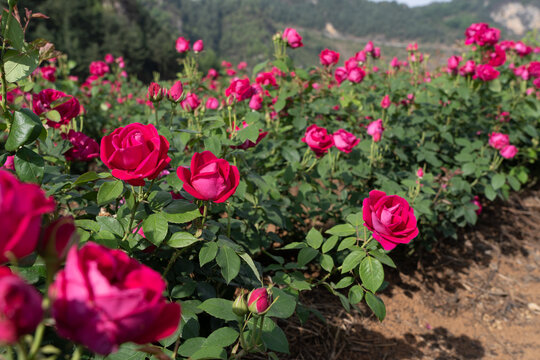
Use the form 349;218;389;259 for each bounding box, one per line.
181;93;201;111
367;119;384;142
232;294;249;316
176;151;240;203
0;267;43;345
363;190;419;250
333;129;360;154
193;39;204;53
147;82;164;103
472;196;482;215
205;97;219;110
417;168;424;178
283;28;303;48
176;36;190;53
105;53;114;63
38;216;77;266
167;81;184;102
247;288;272;315
380;95;391;109
40;66;56;82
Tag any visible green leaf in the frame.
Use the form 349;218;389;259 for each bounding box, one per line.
321;235;339;253
365;292;386;321
359;257;384;293
4;49;39;83
491;173;505;190
484;184;497;201
262;322;289;354
341;250;366;273
216;246;241;284
297;247;319;267
96;217;124;237
198;298;236;321
142;213;168;246
190;346;227;360
46;110;61;123
237;124;259;143
238;252;263;284
72;171;109;186
306;228;323;249
346;211;363;227
97;180;124;205
348;285;364;304
326;224;356;237
161;200;202;223
334;276;354;289
199;242;218;267
320;254;334;272
5;109;43;151
266;288;297;319
168;231;199;248
206;327;239;348
370;251;396;268
95;343;146;360
489;78;502;93
14;147;43;183
2;13;24;50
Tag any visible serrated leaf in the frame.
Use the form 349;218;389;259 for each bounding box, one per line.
198;298;236;321
199;242;218;267
297;247;319;267
142;213;168;246
365;292;386;321
97;180;124;205
216;246;240;284
306;228;323;249
359;257;384;293
326;224;356;237
168;231;199;248
341;250;366;273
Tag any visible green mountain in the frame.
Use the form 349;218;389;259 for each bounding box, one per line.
22;0;540;81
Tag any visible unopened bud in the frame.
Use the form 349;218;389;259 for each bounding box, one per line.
232;294;248;316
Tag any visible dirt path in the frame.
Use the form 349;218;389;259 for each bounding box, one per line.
280;187;540;359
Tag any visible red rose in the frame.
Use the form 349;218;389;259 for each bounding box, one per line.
283;28;303;48
0;267;43;344
362;190;419;250
40;66;56;82
193;39;204;52
89;61;109;77
100;123;171;186
177;151;240;203
62;130;99;162
33;89;81;128
225;78;255;102
0;170;55;263
475;64;499;81
176;36;190;53
319;49;340;66
301;124;334;157
247;288;272;315
50;242;181;355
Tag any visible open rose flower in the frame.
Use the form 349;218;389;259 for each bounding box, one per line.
283;28;303;48
488;132;509;150
225;78;255;102
333;129;360;153
33;89;81;128
175;36;190;53
319;49;340;66
475;64;499;81
89;61;109;77
500;145;518;159
367;119;384;142
49;242;181;355
0;170;55;263
100;123;171;186
363;190;419;250
302;124;334;157
177;151;240;203
0;267;43;344
40;66;56;82
62;130;99;162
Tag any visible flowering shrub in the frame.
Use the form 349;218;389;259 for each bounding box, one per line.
0;2;539;359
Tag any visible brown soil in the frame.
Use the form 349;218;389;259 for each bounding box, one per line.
278;187;540;360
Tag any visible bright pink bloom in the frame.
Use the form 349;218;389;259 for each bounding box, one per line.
319;49;340;66
447;55;461;74
459;60;476;76
355;51;367;63
390;57;400;68
193;39;204;52
247;288;271;314
472;196;482;215
417;168;424;178
222;60;232;68
175;37;190;53
33;89;81;128
167;81;184;102
89;61;109;77
62;130;99;162
334;67;347;84
177;151;240;203
333;129;360;153
301;124;334;157
256;72;277;87
347;67;365;83
237;61;247;70
380;95;391;109
40;66;56;82
181;93;201;111
489;132;509;150
475;64;499;81
486;45;506;67
367;119;384;142
249;94;263;111
372;47;381;59
283;28;303;48
514;41;532;57
104;54;114;63
500;145;518;159
1;156;14;171
225;78;255;102
364;41;374;53
205;97;219;110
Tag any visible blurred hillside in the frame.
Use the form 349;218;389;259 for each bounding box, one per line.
23;0;540;81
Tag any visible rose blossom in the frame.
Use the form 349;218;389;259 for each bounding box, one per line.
100;123;171;186
255;72;277;87
347;67;365;83
89;61;109;77
334;67;348;84
62;130;99;162
40;66;56;82
381;95;391;109
319;49;340;66
177;151;240;203
362;190;419;250
0;267;43;344
367;119;384;142
472;196;482;215
237;61;247;70
500;145;518;159
50;242;181;355
447;55;461;74
488;132;509;150
459;60;476;76
0;170;55;263
486;45;506;67
175;36;190;53
225;78;255;102
37;216;77;265
333;129;360;153
181;93;201;111
301;124;334;157
147;82;164;102
193;39;204;52
417;168;424;178
249;94;263;111
247;288;272;315
33;89;81;128
206;97;219;110
105;53;114;63
283;28;303;48
167;81;184;102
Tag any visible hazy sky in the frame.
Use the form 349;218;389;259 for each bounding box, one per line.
370;0;451;7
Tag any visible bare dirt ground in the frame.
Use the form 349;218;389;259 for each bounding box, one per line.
280;186;540;360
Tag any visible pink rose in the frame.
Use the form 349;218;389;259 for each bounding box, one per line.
33;89;81;128
222;60;232;68
100;123;171;186
50;243;181;355
225;78;255;102
283;28;303;48
319;49;340;66
205;97;219;110
167;81;184;102
302;124;334;157
193;39;204;52
417;168;424;178
89;61;109;77
147;82;164;102
472;196;482;215
486;45;506;67
372;47;381;59
61;130;99;162
475;64;499;81
177;151;240;203
459;60;476;76
380;95;391;109
334;67;348;84
175;36;190;53
528;61;540;78
364;41;374;53
181;93;201;111
390;57;400;68
247;288;272;314
104;53;114;63
347;67;365;83
447;55;461;74
237;61;247;70
255;72;277;87
500;145;518;159
40;66;56;82
356;51;367;63
362;190;419;250
367;119;384;142
333;129;360;153
0;267;43;344
488;132;509;150
37;216;77;265
2;156;14;170
514;41;532;57
249;94;263;111
0;170;55;263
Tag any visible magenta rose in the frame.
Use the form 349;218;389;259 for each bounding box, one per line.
0;170;55;263
347;67;365;83
447;55;461;73
486;45;506;67
0;267;43;344
147;82;164;102
205;97;219;110
175;36;190;53
472;196;482;215
225;78;255;102
167;81;184;102
488;132;509;150
37;216;77;265
249;94;263;111
177;151;240;203
181;92;201;111
89;61;109;77
40;66;56;82
283;28;303;48
367;119;384;142
334;67;348;84
362;190;419;250
247;288;272;315
62;130;99;162
319;49;340;66
100;123;171;186
500;145;518;159
193;39;204;52
380;95;391;109
255;72;277;87
333;129;360;153
301;124;334;157
459;60;476;76
475;64;499;81
49;242;181;355
33;89;81;128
